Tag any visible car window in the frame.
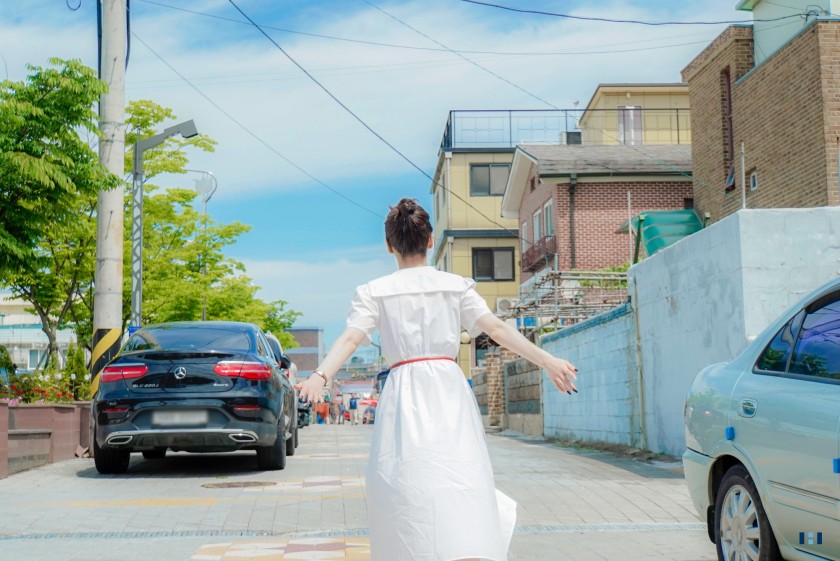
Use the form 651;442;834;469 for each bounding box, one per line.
256;333;272;359
788;297;840;380
123;326;251;352
755;310;805;373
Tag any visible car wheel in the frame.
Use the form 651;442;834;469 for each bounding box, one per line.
142;449;166;460
714;465;781;561
256;424;287;471
293;423;299;448
93;439;130;474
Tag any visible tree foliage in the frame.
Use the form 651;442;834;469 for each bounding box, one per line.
0;58;117;278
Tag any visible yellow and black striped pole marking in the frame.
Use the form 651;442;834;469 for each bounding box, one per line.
89;328;122;398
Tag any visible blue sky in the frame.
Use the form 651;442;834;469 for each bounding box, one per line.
0;0;756;351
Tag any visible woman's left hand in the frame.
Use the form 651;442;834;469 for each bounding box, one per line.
299;375;326;403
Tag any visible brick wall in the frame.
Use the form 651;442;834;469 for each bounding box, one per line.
519;179;692;281
471;348;516;427
683;22;840;223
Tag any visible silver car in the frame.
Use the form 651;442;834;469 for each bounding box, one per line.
684;277;840;561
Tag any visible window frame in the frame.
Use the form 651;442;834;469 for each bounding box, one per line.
752;291;840;386
533;209;542;243
543;200;554;237
469;163;511;197
472;247;515;282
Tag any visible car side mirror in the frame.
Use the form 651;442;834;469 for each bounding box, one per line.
278;354;292;369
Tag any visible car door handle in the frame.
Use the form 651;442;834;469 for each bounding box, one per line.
739;399;757;417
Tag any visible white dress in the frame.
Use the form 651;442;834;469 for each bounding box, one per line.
346;266;517;561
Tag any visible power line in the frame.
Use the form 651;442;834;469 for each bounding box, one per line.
130;32;385;220
136;0;713;57
362;1;717;198
461;0;806;25
225;0;522;239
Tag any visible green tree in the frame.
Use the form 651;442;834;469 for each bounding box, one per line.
0;58;117;279
0;59;117;363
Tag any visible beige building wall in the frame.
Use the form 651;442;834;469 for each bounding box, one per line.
431;150;520;378
579;85;690;145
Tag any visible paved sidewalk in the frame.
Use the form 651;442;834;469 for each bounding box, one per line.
0;424;715;560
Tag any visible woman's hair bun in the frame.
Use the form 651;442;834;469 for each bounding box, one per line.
398;198;416;215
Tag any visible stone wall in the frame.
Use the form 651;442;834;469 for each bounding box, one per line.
504;358;542;436
472;348;515;428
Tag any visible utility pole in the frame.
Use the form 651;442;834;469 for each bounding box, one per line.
91;0;127;393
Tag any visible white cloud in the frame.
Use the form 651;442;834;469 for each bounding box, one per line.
241;246;397;343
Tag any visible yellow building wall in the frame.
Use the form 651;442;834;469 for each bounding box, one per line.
431;150;520;378
579;89;691;145
448;237;519;377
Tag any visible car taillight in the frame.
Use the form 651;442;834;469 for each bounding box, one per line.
233;405;261;411
214;361;272;380
102;406;129;414
101;364;148;382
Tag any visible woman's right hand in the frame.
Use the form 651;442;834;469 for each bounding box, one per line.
544;356;578;394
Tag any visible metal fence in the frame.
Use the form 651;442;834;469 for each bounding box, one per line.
439;108;690;152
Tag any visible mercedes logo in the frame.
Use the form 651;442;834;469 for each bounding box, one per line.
173;366;187;380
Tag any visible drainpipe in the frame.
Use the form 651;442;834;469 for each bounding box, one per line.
631;276;648;451
568;173;577;270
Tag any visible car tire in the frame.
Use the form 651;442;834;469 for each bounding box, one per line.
93;439;130;474
294;423;299;448
714;465;781;561
142;449;166;460
256;424;287;471
286;422;297;456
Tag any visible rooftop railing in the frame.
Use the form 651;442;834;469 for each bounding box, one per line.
439;108;690;152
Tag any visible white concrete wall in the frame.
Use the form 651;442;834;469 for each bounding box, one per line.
749;0;816;66
541;304;640;446
629;207;840;456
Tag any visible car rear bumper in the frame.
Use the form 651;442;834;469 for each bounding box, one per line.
94;403;279;453
103;428;266;450
683;447;713;523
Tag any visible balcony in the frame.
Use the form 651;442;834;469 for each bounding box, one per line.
521;236;556;272
439;108;690;153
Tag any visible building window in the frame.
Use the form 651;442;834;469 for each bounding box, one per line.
473;248;515;281
543;201;554;236
470;164;510;196
533;209;542;242
618;106;642;145
520;223;528;255
28;349;46;370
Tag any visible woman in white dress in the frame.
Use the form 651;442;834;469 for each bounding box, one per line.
300;198;577;561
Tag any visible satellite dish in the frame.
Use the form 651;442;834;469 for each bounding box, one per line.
559;279;583;302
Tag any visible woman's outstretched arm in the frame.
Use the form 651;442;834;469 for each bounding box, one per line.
299;327;367;403
475;313;578;394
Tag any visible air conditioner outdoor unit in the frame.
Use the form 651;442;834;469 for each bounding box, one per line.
561;131;582;145
496;298;519;314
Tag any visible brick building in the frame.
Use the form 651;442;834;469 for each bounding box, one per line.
682;4;840;223
502;144;693;285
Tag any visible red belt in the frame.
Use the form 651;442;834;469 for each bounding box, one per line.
390;356;456;370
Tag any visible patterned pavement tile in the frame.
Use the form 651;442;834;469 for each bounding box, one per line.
192;537;371;560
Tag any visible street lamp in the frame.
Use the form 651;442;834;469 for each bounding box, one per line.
188;170;218;321
130;119;199;329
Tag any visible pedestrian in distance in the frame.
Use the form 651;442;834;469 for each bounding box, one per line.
300;198;577;561
349;393;359;425
338;401;346;424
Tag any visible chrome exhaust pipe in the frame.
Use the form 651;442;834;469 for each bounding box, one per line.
229;433;257;443
107;435;133;445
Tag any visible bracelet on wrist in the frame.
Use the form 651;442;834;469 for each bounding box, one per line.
313;370;328;386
